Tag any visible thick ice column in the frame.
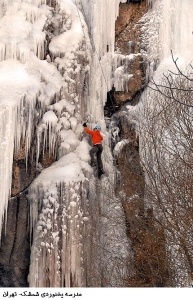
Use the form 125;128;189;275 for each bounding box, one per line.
0;1;51;62
141;0;193;67
0;107;15;236
79;0;122;123
28;160;91;287
27;0;93;287
162;0;193;64
0;61;41;240
73;0;131;287
0;0;63;241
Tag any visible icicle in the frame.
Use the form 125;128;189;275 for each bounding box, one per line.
0;43;6;61
33;32;45;60
28;180;90;287
141;0;193;67
147;0;157;6
0;106;15;240
22;3;41;23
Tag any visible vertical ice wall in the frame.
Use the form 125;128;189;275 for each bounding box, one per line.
79;0;124;122
141;0;193;68
160;0;193;65
27;0;93;287
127;0;193;286
27;0;131;288
0;0;64;240
77;0;131;287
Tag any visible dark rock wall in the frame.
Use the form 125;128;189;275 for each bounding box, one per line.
0;146;56;287
0;195;30;287
113;0;171;287
0;142;37;287
113;1;148;106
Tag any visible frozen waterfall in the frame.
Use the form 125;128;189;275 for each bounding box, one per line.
0;0;131;287
141;0;193;69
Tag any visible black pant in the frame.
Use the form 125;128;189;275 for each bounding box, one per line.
90;144;103;171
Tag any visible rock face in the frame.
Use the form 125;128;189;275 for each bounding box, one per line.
113;1;171;287
128;0;145;3
113;1;148;106
11;146;37;197
0;195;30;287
0;142;36;287
114;116;170;286
112;53;145;107
0;138;57;287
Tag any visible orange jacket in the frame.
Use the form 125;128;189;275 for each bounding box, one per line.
84;127;103;145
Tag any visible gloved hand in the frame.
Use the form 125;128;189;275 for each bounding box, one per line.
83;122;87;127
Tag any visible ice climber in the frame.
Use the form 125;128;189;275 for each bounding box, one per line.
83;122;104;177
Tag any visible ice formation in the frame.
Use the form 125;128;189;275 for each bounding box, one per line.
113;53;142;92
141;0;193;71
0;0;131;287
126;0;193;286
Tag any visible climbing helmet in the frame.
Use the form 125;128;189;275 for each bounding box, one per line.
93;124;101;131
